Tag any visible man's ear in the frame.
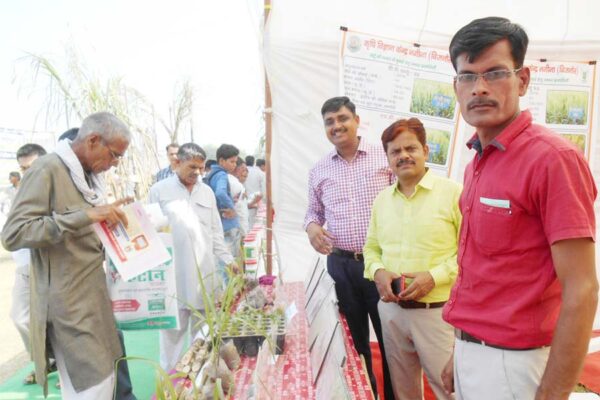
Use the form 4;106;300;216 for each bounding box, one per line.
87;133;101;148
518;66;531;97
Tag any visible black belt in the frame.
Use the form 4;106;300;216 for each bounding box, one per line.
455;329;546;351
398;300;446;309
331;248;363;262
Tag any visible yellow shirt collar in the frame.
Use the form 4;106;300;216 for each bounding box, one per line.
393;168;434;196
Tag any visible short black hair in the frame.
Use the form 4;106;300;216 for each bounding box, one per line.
449;16;529;71
166;143;179;152
9;171;20;180
177;142;206;162
16;143;47;159
245;155;255;166
205;159;217;169
58;128;79;141
321;96;356;117
216;144;239;161
256;159;265;167
236;157;245;167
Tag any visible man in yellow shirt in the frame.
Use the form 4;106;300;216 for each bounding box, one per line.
364;117;461;400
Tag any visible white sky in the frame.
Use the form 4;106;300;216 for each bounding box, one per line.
0;0;265;157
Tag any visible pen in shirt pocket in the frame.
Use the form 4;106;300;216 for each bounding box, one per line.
479;197;510;209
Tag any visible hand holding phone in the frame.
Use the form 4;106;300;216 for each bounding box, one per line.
391;276;405;296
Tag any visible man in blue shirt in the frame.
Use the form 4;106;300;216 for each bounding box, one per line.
204;144;242;274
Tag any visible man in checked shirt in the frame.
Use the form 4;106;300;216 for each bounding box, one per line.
304;96;394;399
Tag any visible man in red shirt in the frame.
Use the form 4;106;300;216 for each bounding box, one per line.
441;17;598;399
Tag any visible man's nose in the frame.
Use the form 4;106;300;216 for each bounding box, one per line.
471;76;490;96
397;149;410;158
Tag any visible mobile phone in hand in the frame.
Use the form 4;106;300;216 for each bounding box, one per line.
391;276;405;295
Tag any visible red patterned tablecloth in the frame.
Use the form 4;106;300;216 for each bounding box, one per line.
231;281;374;399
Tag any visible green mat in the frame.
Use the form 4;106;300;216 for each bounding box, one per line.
0;330;160;399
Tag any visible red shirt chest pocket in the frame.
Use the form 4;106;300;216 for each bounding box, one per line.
471;202;518;255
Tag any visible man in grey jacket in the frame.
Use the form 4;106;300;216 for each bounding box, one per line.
2;112;132;399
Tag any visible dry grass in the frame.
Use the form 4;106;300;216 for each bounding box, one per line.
21;50;195;200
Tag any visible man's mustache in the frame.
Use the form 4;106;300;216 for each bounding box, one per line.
467;97;498;110
396;159;415;167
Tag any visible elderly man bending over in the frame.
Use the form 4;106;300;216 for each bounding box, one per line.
2;112;132;399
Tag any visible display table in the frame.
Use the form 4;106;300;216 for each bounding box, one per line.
231;282;374;399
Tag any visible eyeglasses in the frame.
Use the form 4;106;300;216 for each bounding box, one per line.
101;139;126;161
454;68;522;85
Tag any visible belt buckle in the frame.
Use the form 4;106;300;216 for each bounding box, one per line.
353;252;360;261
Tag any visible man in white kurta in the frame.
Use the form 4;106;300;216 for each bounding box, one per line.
148;143;235;371
229;170;249;237
244;158;265;228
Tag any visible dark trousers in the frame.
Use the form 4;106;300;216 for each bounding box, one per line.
327;254;394;400
115;330;136;400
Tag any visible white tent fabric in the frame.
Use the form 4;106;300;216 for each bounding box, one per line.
264;0;600;327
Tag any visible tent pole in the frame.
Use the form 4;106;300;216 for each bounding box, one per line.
264;0;273;276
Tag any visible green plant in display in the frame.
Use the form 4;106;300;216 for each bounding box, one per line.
545;90;588;125
559;133;586;154
150;226;280;398
179;265;242;398
223;303;285;355
192;265;245;366
410;79;456;119
426;129;451;166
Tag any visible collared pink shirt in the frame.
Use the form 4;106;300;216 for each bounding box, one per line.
443;110;597;348
304;138;393;252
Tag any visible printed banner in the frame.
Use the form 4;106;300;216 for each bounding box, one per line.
522;60;596;159
340;29;461;175
340;29;598;178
